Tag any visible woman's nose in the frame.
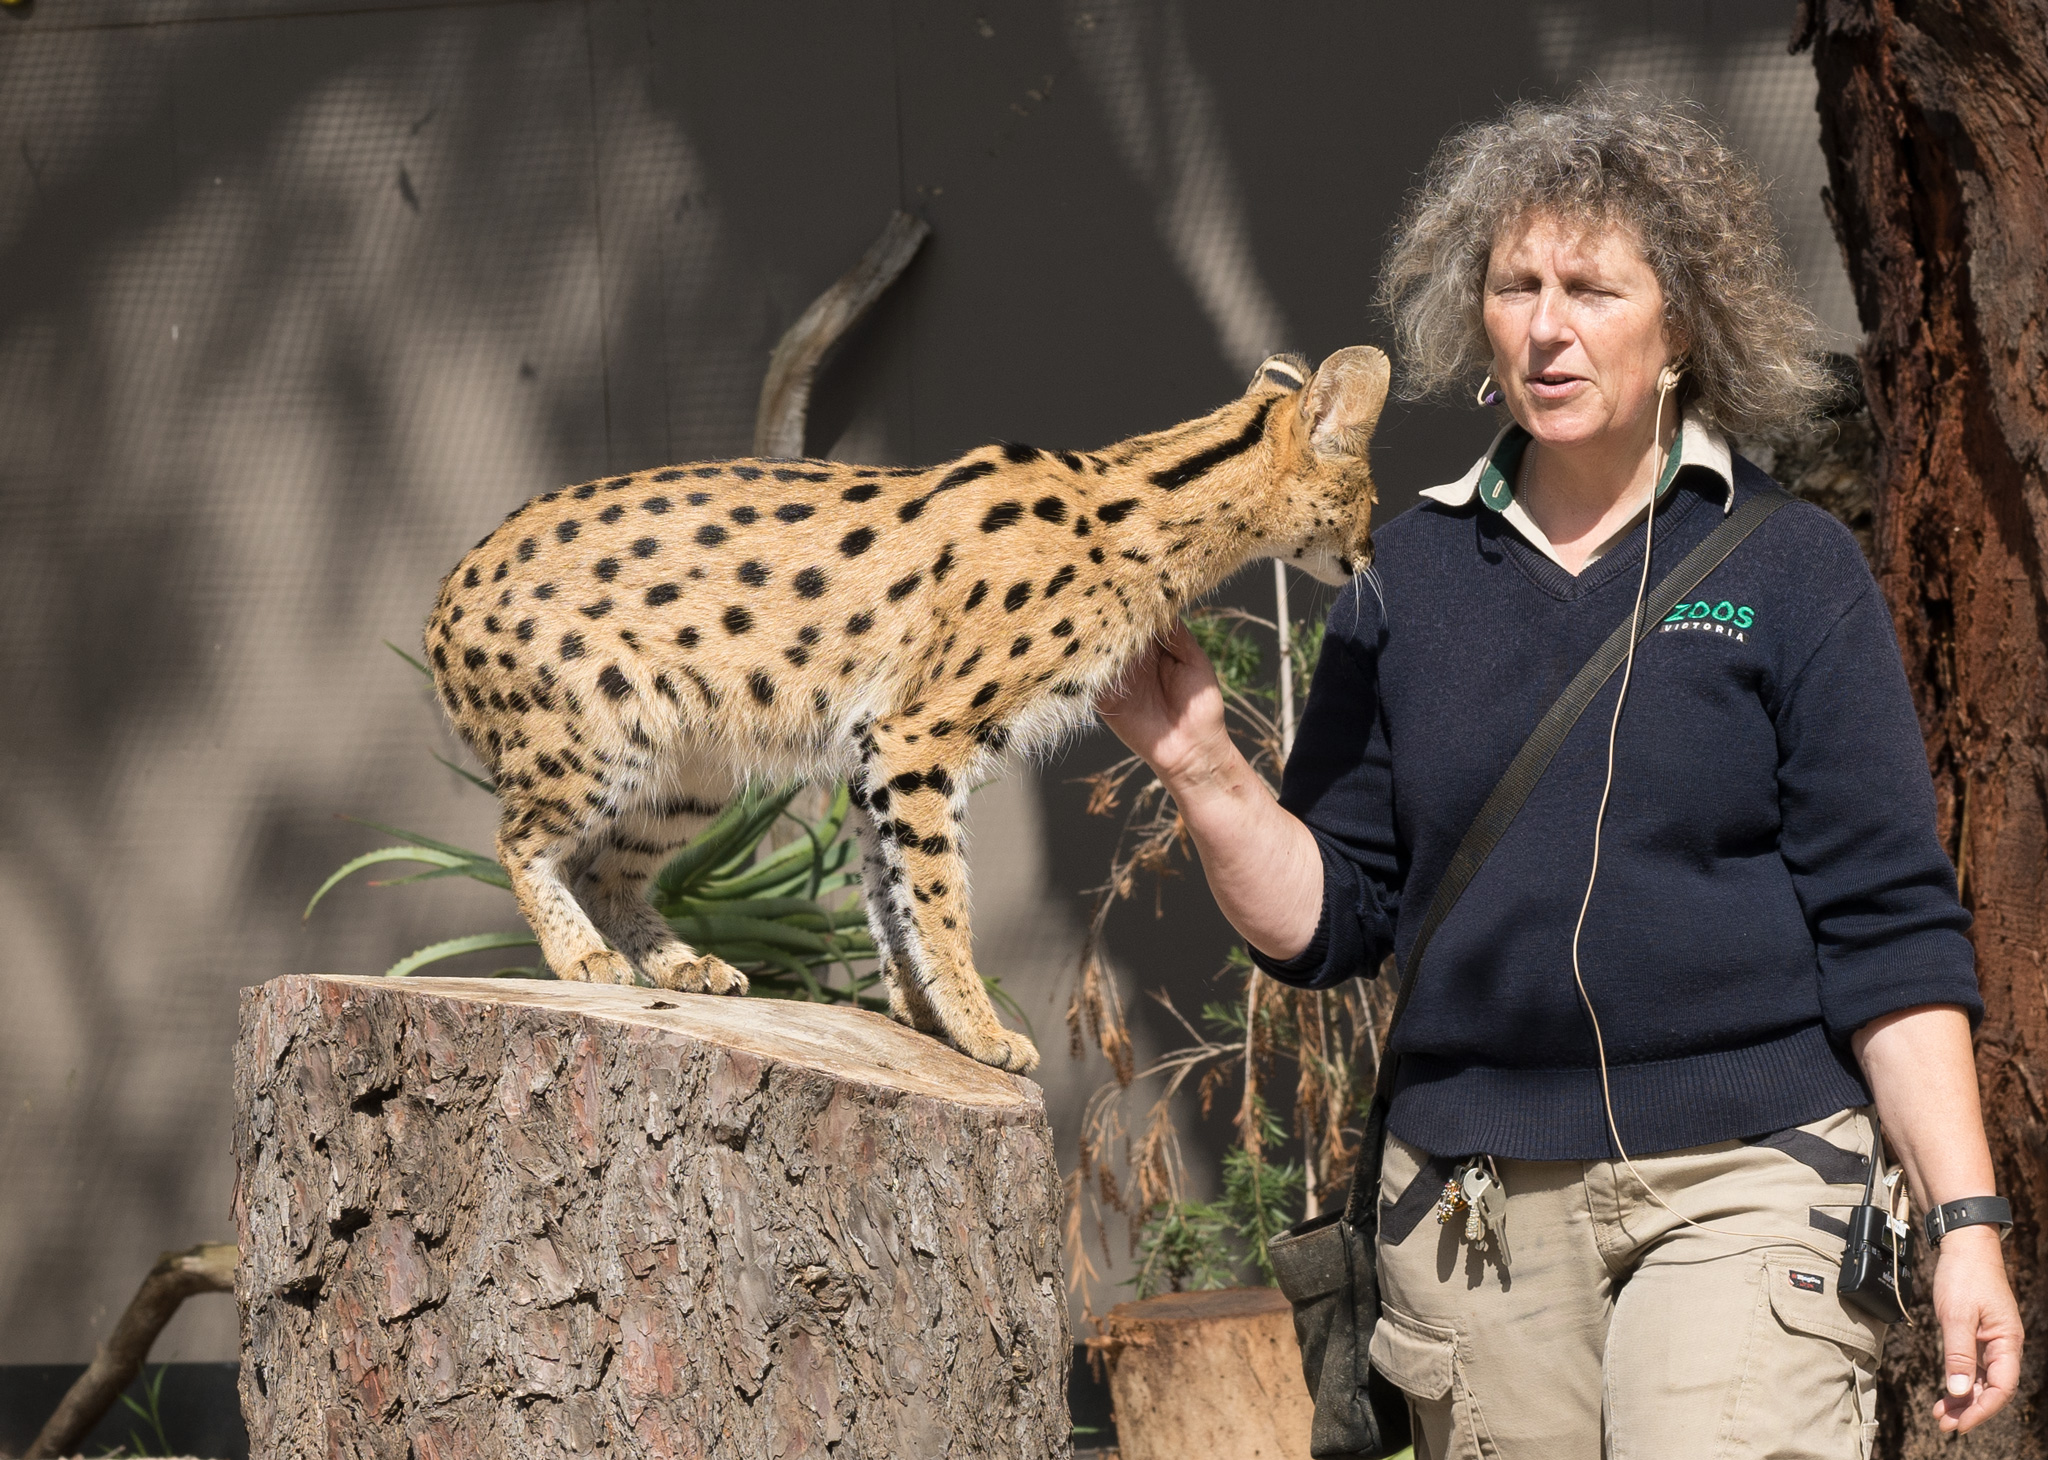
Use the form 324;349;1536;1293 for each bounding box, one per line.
1529;285;1572;346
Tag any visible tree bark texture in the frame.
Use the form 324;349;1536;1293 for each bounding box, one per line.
1093;1288;1312;1460
232;975;1069;1460
1801;3;2048;1453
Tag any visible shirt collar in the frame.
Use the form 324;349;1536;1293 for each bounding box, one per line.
1420;406;1735;516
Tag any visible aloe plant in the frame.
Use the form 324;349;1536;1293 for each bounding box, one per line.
304;646;903;1007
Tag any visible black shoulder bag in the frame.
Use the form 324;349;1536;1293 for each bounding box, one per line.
1267;488;1792;1459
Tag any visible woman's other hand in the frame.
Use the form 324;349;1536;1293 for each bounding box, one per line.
1929;1226;2023;1434
1097;620;1230;785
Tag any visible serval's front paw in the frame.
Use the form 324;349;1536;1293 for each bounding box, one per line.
565;950;638;986
644;946;749;996
952;1024;1040;1075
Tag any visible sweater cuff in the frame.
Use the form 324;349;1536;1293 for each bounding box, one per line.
1818;928;1983;1037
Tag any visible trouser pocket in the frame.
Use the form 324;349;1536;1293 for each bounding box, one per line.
1368;1304;1475;1460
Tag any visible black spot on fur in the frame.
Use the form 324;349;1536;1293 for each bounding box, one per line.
846;611;874;636
687;492;711;506
930;719;954;737
556;520;581;543
1001;441;1038;463
748;671;775;704
840;527;876;556
775;502;815;523
738;560;770;587
643;496;672;514
560;632;585;659
971;680;1001;708
1064;640;1081;657
692;466;723;479
1032;496;1068;524
654;469;688;482
1044;565;1077;597
887;572;921;601
432;645;448;670
722;605;753;635
1051;618;1073;637
784;644;810;666
645;583;680;606
730;505;759;525
796;625;822;645
733;466;763;482
492;561;508;581
1010;636;1032;657
574;483;598;500
1088;546;1106;564
1096;498;1140;523
964;580;989;611
597;665;633;700
980;501;1024;533
1057;450;1084;471
931;544;956;582
598;504;625;524
677;626;700;648
695;523;727;547
517;537;537;561
955;647;984;677
594;558;620;582
841;482;881;503
534;583;556;599
632;537;659;558
463;566;480;588
463;647;487;669
580;598;613;618
1003;581;1032;611
794;566;828;598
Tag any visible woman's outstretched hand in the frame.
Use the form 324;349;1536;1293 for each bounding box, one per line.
1096;620;1230;783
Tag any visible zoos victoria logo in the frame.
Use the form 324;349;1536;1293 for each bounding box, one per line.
1660;599;1755;643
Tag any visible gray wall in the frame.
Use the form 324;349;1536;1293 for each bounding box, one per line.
0;0;1849;1361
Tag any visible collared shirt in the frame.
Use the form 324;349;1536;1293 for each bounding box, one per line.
1418;407;1735;573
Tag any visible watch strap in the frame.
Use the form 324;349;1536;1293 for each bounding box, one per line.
1924;1195;2013;1246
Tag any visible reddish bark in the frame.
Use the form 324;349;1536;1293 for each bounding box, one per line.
1799;2;2048;1452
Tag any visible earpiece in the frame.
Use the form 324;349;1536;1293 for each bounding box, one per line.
1657;362;1684;394
1475;373;1502;407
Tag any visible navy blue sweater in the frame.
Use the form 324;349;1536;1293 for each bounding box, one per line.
1252;455;1979;1159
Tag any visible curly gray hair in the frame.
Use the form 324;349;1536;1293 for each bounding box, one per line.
1379;86;1834;438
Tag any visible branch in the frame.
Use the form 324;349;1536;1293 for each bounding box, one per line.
25;1242;236;1460
753;211;931;459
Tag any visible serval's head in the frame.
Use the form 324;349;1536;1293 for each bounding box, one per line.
1239;345;1390;585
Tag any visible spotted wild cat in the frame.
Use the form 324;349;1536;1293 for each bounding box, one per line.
427;346;1389;1072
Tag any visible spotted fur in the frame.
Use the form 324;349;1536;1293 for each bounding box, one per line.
427;346;1389;1072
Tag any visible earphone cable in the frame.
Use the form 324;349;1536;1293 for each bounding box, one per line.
1564;372;1850;1269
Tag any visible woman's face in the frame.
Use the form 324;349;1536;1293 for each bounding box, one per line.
1481;211;1678;455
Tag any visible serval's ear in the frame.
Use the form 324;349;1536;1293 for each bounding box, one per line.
1245;352;1313;395
1303;346;1392;457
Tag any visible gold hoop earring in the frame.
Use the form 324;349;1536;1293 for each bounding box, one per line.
1475;373;1501;407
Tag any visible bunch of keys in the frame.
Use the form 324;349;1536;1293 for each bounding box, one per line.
1434;1157;1509;1259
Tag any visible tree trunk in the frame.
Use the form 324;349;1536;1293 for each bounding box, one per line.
1799;3;2048;1454
232;975;1069;1460
1093;1287;1312;1460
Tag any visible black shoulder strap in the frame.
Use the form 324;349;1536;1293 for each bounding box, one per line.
1342;487;1792;1221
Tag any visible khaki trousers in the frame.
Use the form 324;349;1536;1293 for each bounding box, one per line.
1370;1107;1886;1460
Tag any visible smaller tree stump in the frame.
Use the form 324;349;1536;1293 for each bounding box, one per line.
233;975;1068;1459
1096;1287;1313;1460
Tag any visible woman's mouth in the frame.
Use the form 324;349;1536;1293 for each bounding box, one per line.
1526;372;1584;399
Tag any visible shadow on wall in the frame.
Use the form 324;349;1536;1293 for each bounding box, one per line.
0;0;1852;1361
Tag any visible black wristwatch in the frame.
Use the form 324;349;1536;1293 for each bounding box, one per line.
1924;1196;2013;1247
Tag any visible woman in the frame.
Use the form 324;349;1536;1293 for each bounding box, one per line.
1100;89;2022;1456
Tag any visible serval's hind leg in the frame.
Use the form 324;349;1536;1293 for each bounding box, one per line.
578;789;747;994
496;812;636;986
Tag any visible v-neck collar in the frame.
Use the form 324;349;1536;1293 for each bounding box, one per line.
1478;479;1709;602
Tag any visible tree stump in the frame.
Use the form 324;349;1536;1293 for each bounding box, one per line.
1096;1288;1313;1460
232;975;1069;1460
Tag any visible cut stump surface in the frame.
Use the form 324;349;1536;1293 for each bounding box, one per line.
233;975;1068;1459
